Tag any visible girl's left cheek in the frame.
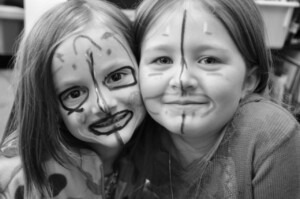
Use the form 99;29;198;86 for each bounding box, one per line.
76;113;87;124
128;91;144;108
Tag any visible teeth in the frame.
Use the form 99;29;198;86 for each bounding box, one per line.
94;112;127;128
89;111;133;135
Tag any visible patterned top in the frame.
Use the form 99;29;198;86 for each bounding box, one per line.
0;132;132;199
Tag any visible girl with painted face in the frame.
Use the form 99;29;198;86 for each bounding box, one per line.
130;0;300;198
0;0;145;198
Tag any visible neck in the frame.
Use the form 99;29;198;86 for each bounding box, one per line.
91;144;122;175
169;132;219;167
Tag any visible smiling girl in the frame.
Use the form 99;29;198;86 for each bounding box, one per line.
0;0;145;198
130;0;300;198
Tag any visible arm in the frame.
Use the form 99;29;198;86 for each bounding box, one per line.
252;125;300;199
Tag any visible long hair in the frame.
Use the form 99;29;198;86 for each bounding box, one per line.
11;0;133;196
132;0;273;197
134;0;272;94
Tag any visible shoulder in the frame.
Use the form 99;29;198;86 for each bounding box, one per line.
234;94;299;137
229;94;300;165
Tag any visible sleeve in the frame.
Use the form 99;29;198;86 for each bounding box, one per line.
0;130;25;199
252;123;300;199
0;154;24;199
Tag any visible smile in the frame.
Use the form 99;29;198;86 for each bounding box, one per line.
89;110;133;136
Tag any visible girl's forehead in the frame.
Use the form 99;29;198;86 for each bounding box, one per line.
52;27;134;75
143;6;217;45
144;4;213;39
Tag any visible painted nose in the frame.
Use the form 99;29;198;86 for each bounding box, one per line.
91;87;117;115
169;65;197;93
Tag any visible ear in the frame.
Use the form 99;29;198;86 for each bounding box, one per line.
241;66;259;99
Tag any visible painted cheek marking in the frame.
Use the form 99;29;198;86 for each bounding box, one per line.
67;107;84;115
179;10;188;97
181;112;186;134
148;72;163;77
207;72;223;76
107;49;111;55
86;50;110;114
116;132;125;146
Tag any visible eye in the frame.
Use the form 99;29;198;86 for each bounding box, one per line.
107;73;125;83
59;86;88;109
153;56;173;65
104;66;137;90
198;57;219;64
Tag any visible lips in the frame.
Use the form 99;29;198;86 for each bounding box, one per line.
164;100;205;105
89;110;133;136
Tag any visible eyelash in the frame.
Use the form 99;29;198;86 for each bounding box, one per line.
152;56;173;65
59;86;89;111
198;56;220;64
104;66;137;90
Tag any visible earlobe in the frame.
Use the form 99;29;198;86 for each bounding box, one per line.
242;67;259;98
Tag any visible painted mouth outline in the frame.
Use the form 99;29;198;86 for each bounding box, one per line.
89;110;133;136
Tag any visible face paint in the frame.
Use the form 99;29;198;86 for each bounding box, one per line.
56;53;65;63
139;6;253;138
162;25;171;37
179;10;188;99
203;21;212;35
73;35;109;114
52;27;145;150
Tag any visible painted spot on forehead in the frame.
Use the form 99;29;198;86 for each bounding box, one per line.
162;25;171;37
179;10;188;96
148;72;163;77
101;31;136;67
203;21;212;35
56;53;65;63
72;63;77;70
101;31;114;40
107;49;111;55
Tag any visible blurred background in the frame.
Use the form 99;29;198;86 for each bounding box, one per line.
0;0;300;140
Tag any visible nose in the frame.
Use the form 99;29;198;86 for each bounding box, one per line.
169;65;197;94
90;87;117;115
